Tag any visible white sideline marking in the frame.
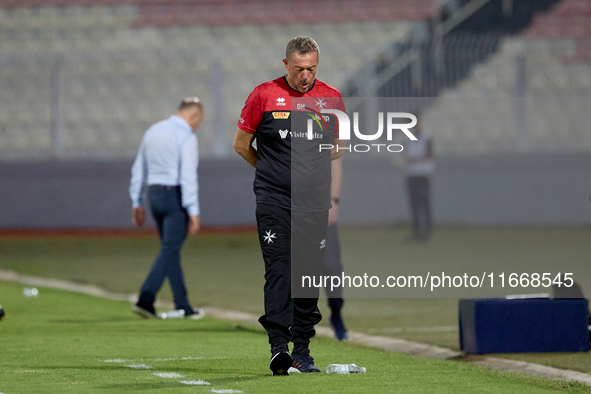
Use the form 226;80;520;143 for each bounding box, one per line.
102;356;226;363
180;380;211;386
154;372;184;378
367;326;458;334
210;390;242;394
3;269;590;386
154;356;226;362
125;364;152;369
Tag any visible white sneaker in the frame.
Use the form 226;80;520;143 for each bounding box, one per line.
186;308;205;320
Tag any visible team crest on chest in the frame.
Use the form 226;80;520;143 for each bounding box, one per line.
314;98;328;110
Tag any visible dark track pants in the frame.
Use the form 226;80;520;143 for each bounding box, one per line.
256;204;328;352
138;185;192;312
407;176;432;239
323;224;344;311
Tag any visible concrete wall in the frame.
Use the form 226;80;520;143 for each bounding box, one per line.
341;152;591;226
0;152;590;229
0;159;256;229
431;153;591;226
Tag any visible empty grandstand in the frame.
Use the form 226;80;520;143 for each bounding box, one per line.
0;0;590;159
0;0;429;159
427;0;591;154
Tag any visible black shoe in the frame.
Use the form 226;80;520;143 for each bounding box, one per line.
184;307;205;320
330;313;348;341
0;305;4;321
270;344;292;376
292;349;321;373
132;303;157;319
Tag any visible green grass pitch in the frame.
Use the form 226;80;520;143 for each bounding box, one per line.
0;225;590;391
0;279;589;393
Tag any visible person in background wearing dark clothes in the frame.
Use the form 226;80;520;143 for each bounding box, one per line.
404;119;434;240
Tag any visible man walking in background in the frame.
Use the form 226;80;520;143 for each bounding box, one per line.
129;97;204;320
233;37;345;375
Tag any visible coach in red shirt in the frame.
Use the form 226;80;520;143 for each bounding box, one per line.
234;36;345;375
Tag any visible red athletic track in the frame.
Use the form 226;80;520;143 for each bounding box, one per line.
0;226;257;238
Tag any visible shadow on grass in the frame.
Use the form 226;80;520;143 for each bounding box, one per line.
169;324;266;335
46;318;266;335
27;365;258;374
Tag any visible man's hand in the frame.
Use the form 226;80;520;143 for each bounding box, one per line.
188;215;200;235
328;159;343;227
233;127;257;167
328;201;339;227
132;207;145;226
331;138;346;161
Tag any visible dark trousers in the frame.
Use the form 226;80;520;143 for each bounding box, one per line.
407;176;432;239
138;185;192;312
323;224;344;311
256;204;327;353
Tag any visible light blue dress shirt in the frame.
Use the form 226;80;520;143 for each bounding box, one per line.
129;115;200;216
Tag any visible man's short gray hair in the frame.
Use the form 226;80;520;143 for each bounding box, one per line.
285;36;320;60
178;97;203;112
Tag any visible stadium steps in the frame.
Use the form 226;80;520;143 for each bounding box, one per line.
425;0;591;154
348;0;591;155
429;36;591;155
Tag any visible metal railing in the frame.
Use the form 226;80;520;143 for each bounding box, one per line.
346;0;501;98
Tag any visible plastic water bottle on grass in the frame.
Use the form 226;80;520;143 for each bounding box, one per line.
158;309;185;319
326;364;366;374
23;288;39;297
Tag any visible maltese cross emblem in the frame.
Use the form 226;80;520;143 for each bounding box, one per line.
263;230;276;244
